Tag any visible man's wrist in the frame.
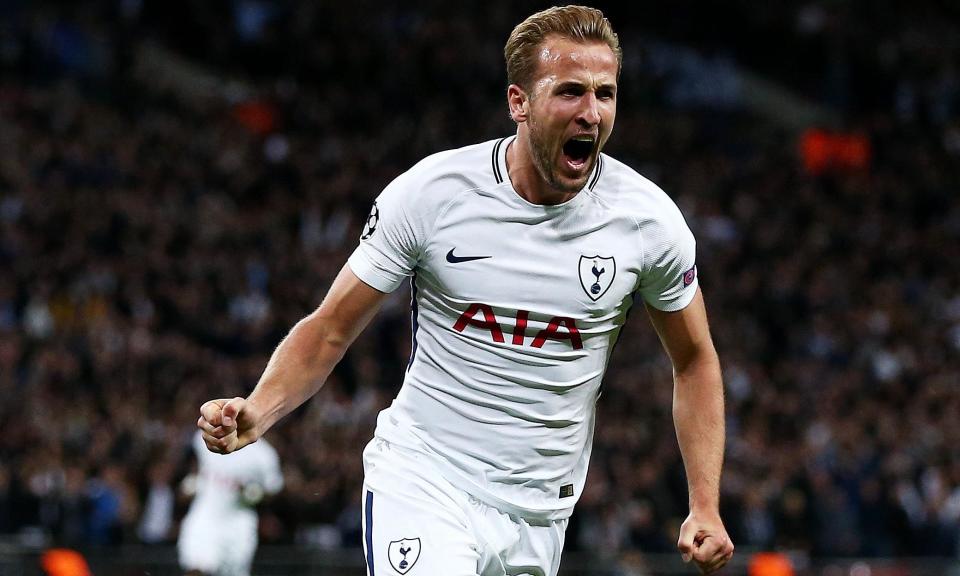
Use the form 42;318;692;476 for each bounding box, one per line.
244;396;272;438
688;496;720;516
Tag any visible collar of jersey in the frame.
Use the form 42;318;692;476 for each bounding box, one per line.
495;135;598;212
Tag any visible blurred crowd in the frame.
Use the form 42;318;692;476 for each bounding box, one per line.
1;0;959;563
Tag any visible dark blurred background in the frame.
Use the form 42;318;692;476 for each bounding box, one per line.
1;1;959;574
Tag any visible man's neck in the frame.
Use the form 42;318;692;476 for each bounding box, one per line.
505;132;578;206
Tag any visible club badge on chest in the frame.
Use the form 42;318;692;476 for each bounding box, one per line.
579;255;616;301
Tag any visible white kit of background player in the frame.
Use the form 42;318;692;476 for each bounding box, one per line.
349;135;698;574
178;431;283;576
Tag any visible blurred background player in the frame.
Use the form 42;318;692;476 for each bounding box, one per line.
177;431;283;576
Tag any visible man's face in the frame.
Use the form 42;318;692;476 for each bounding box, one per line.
522;36;618;194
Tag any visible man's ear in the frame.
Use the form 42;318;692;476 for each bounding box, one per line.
507;84;529;123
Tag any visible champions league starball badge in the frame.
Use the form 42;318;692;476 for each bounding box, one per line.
579;255;616;301
360;201;380;240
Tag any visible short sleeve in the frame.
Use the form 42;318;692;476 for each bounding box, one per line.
259;442;284;495
191;430;206;457
638;208;699;312
347;173;426;293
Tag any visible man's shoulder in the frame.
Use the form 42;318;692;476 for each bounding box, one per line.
595;154;672;205
594;153;687;223
382;138;505;209
405;138;504;186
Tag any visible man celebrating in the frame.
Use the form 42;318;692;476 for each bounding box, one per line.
198;6;733;575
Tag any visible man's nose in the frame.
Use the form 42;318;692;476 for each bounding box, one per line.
577;93;601;126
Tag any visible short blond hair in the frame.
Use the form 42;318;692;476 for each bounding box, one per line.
504;5;622;90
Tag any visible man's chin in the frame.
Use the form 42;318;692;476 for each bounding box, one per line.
552;164;593;192
545;177;588;196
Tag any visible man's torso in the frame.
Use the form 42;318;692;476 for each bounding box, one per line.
349;137;698;519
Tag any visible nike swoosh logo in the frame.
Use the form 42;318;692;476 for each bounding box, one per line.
446;248;492;263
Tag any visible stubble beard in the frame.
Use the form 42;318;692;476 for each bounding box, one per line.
527;115;587;195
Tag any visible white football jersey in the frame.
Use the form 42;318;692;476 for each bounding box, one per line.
178;432;283;575
348;136;698;520
185;431;283;522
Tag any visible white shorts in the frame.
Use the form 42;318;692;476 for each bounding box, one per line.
177;511;257;576
361;438;568;576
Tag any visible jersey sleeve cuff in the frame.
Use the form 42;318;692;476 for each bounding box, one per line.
646;279;698;312
347;250;406;293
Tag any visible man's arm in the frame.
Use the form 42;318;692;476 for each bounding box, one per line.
646;288;734;575
198;264;388;453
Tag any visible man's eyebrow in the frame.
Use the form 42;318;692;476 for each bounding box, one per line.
554;80;584;90
553;80;617;92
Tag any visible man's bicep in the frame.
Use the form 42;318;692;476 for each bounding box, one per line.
644;288;716;371
310;263;391;345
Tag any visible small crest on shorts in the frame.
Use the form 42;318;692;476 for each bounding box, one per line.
388;537;421;574
579;255;616;301
682;264;697;287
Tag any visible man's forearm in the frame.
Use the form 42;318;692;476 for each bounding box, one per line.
246;310;351;435
672;351;725;512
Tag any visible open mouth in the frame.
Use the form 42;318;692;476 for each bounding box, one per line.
562;136;595;171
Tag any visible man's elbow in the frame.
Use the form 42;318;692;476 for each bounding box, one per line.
295;311;352;355
672;343;721;379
